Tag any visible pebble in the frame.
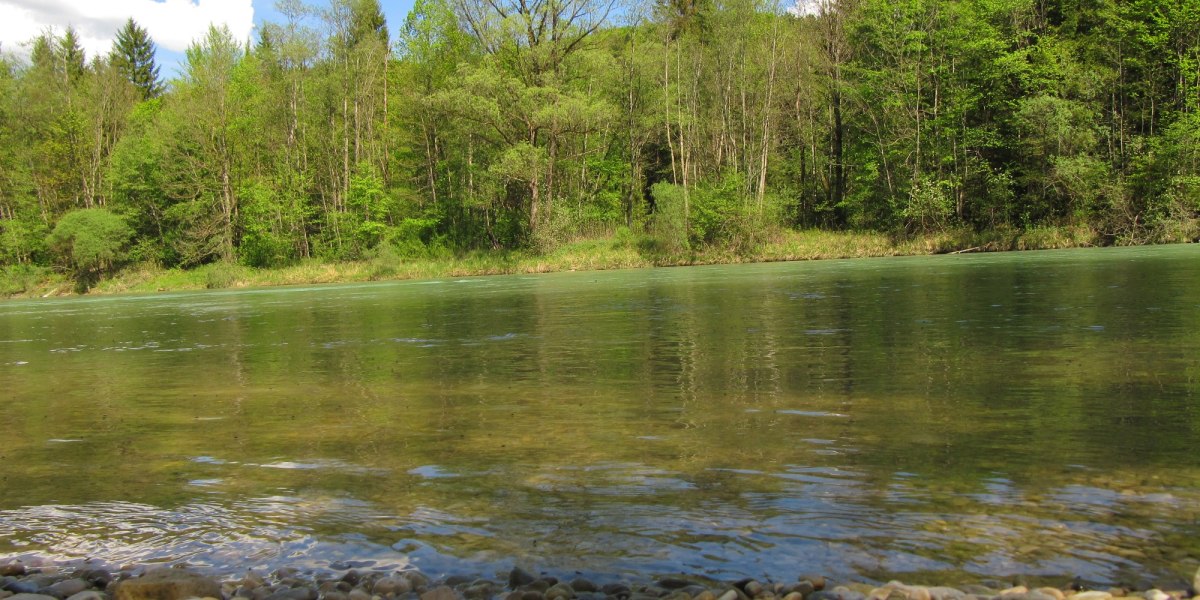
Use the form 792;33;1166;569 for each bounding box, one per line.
1141;592;1169;600
571;580;598;594
0;567;27;579
46;580;89;599
510;571;537;591
421;586;459;600
8;595;58;600
801;578;826;593
373;577;412;597
3;584;39;596
1072;593;1112;600
64;593;105;600
1035;590;1064;600
348;588;371;600
546;584;576;600
601;585;631;598
717;591;740;600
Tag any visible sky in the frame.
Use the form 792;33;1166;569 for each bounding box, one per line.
0;0;415;79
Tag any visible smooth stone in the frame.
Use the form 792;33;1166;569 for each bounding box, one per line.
422;587;459;600
521;592;544;600
1141;592;1168;600
809;591;864;600
1035;590;1064;600
783;594;804;600
695;593;717;600
349;589;372;600
65;592;106;600
463;583;495;600
9;595;59;600
927;589;964;600
374;578;413;597
662;593;691;600
801;580;826;594
743;584;764;599
0;567;27;578
509;572;537;592
523;583;551;594
546;584;575;600
112;570;222;600
717;592;740;600
4;584;40;595
1072;593;1112;600
680;588;706;599
1194;568;1200;597
324;593;349;600
569;581;597;594
788;583;816;599
602;584;632;598
263;588;316;600
47;580;90;599
1001;590;1030;598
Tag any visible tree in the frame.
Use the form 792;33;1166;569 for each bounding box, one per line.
46;207;133;288
111;18;164;99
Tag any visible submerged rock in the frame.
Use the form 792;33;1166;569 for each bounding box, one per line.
510;570;537;590
111;569;222;600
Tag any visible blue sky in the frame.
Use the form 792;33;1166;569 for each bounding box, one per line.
0;0;415;80
157;0;417;78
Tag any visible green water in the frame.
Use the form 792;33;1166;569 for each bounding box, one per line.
2;245;1200;586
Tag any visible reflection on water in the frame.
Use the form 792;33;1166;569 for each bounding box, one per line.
2;246;1200;585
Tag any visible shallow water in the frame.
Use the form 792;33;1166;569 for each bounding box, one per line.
2;246;1200;586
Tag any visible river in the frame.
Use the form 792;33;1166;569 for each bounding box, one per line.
2;245;1199;586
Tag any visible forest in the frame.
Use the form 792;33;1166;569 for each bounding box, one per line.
1;0;1198;291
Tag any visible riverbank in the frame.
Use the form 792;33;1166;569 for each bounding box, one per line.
1;558;1197;600
1;225;1190;299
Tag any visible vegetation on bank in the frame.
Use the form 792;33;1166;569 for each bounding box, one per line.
2;0;1200;296
3;225;1193;299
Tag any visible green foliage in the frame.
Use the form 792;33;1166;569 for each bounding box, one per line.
4;0;1200;286
111;18;163;99
46;209;134;287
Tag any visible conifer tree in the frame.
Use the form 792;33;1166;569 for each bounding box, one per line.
111;18;163;99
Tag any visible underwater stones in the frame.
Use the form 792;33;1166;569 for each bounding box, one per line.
64;592;106;600
7;594;59;600
546;583;576;600
420;586;459;600
570;580;598;594
510;570;537;590
800;578;826;593
373;577;412;597
0;568;28;579
601;584;631;598
45;579;89;599
112;569;222;600
1071;592;1113;600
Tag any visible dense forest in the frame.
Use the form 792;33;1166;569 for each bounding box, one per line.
1;0;1198;287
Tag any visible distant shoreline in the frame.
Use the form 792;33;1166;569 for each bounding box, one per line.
3;226;1196;300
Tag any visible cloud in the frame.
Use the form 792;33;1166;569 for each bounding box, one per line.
0;0;254;60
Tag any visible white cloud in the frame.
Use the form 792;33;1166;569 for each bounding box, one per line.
788;0;828;17
0;0;254;60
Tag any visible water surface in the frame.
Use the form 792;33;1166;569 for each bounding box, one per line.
2;245;1200;586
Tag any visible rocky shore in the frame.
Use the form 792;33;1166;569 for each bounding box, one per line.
2;559;1197;600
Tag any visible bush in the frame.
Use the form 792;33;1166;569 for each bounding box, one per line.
46;208;134;290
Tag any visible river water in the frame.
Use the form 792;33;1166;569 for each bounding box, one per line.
2;246;1199;586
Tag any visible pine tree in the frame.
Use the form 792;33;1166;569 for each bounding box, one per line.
111;18;163;99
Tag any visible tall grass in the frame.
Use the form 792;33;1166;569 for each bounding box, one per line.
5;223;1186;299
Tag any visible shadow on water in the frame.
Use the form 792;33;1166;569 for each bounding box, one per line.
1;245;1200;585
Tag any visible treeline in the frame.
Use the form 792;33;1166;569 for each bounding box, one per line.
1;0;1199;283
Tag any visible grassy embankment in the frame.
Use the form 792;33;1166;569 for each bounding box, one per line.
0;224;1182;299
